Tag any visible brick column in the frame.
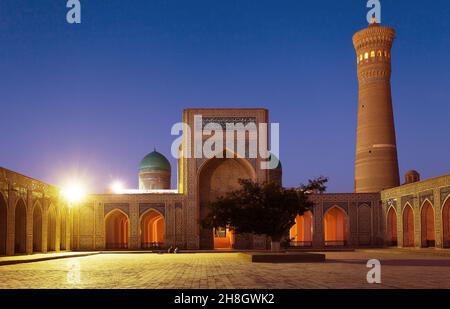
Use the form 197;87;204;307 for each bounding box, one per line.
414;194;421;248
95;202;105;250
6;184;16;256
313;203;324;248
165;202;175;247
175;203;184;248
41;199;48;253
396;199;403;247
25;190;33;254
349;202;358;246
434;188;443;248
129;203;139;249
55;200;61;252
66;206;73;251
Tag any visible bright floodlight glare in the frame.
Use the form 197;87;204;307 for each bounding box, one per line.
111;181;124;194
61;183;86;204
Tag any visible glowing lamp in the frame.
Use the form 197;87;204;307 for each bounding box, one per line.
61;182;86;204
111;181;124;194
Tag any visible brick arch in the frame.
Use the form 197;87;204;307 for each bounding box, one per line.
420;200;435;247
14;199;27;254
105;209;129;249
402;203;415;247
442;195;450;248
197;148;257;181
386;206;398;246
0;192;7;255
323;206;348;247
32;202;43;252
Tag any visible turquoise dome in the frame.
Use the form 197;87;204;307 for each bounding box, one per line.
268;153;282;170
139;150;171;172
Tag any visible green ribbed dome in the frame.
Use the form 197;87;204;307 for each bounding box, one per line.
139;150;171;172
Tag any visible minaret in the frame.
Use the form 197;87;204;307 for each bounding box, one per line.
353;18;400;192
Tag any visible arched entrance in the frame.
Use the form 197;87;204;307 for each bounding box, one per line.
60;207;67;250
324;207;347;246
289;211;313;247
33;204;43;252
140;210;165;249
198;156;255;249
421;201;435;247
0;194;7;255
386;207;398;246
442;197;450;248
47;206;57;252
105;210;129;249
403;204;415;247
14;199;27;254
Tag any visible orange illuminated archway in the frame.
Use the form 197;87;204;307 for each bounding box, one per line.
442;197;450;248
386;207;397;246
403;204;415;247
324;207;347;246
140;210;165;249
421;201;435;247
289;211;313;247
105;210;129;249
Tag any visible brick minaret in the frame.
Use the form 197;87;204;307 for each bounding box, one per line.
353;20;400;192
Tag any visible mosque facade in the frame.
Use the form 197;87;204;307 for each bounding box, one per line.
0;21;449;256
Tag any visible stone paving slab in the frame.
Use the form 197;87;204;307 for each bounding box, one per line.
0;250;449;289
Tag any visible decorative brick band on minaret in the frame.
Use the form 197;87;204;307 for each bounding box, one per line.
353;22;400;193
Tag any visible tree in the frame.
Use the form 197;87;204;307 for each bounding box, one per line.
201;176;328;251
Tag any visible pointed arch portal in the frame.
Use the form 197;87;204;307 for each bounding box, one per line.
442;197;450;248
324;207;347;246
105;210;129;249
60;207;67;250
47;206;57;252
198;155;255;249
421;201;435;247
14;200;27;254
403;204;415;247
33;204;43;252
140;210;165;249
387;207;397;246
0;194;7;255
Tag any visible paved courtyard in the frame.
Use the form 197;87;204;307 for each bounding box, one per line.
0;250;450;289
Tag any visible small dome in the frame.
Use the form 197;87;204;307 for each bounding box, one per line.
405;170;420;184
139;150;171;172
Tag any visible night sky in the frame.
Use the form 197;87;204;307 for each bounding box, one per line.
1;0;449;193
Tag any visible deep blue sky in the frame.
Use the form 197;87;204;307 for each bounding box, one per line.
0;0;449;192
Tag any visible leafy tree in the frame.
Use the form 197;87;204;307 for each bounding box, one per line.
201;176;328;251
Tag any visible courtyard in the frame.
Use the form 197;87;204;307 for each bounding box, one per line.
0;249;450;289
